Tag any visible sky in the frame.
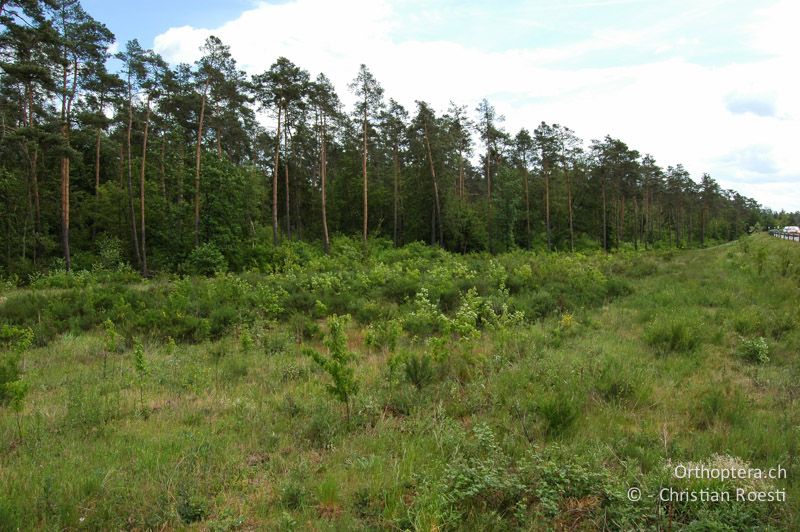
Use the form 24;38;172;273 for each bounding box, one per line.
85;0;800;212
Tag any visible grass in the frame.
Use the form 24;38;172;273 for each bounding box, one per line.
0;234;798;529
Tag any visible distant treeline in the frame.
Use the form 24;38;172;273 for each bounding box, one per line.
1;0;797;276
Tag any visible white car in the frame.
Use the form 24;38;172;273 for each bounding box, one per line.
784;226;800;235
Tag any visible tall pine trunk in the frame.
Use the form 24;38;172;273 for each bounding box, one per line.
272;106;281;244
160;135;167;202
320;114;330;254
25;85;40;248
422;118;443;246
362;104;368;244
60;59;79;271
522;164;531;250
140;94;151;276
601;172;608;251
284;111;291;239
486;145;493;252
126;80;141;268
544;161;552;251
194;80;209;247
393;144;400;246
564;159;574;252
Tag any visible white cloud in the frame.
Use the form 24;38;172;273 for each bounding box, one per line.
152;0;800;211
747;0;800;59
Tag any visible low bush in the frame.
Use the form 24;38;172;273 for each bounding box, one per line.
594;357;639;404
645;319;701;355
365;319;402;354
183;243;228;276
537;391;581;437
404;352;434;390
0;325;32;404
737;336;769;364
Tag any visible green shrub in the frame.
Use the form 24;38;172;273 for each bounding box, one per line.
0;325;31;404
304;407;339;449
365;319;402;354
594;358;638;404
287;313;321;343
304;315;359;421
404;352;434;390
537;392;580;437
521;447;618;520
183;243;228;276
645;319;701;355
605;277;633;298
732;308;765;336
5;378;29;439
221;356;248;382
94;233;126;270
511;289;558;320
176;490;208;524
263;331;292;356
239;327;254;353
280;482;307;510
692;387;745;428
768;311;795;340
403;288;447;337
380;385;414;417
737;336;769;364
437;424;525;523
65;381;121;430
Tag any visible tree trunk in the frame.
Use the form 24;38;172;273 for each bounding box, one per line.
458;145;465;199
26;86;40;249
60;156;70;270
91;127;101;241
700;204;706;247
633;195;639;250
320;114;330;254
486;144;492;252
393;144;400;247
126;79;141;268
284;109;291;239
160;134;167;202
544;161;551;251
422;118;443;246
565;161;574;252
140;94;151;276
60;67;69;271
118;143;124;235
94;128;102;195
290;127;302;240
60;58;79;271
601;172;608;251
362;103;368;244
523;165;531;250
194;80;209;247
29;146;40;265
272;106;281;244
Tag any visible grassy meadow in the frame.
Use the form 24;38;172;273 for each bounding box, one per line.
1;234;799;530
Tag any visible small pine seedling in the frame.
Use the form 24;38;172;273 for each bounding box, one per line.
102;319;119;378
133;341;149;415
304;315;359;422
240;328;254;354
5;379;29;440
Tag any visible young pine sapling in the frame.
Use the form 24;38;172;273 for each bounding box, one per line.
102;319;119;379
5;379;29;440
304;315;359;423
133;341;149;415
